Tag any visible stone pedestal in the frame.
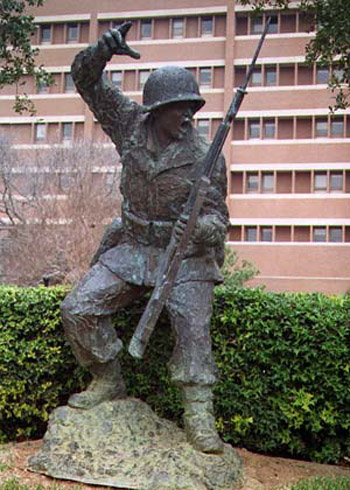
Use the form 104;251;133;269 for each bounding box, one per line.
29;398;243;490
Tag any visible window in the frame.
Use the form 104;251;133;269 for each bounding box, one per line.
265;67;277;86
40;25;51;44
316;67;329;84
67;23;79;43
197;119;210;139
329;227;343;243
332;67;344;83
249;119;260;139
315;119;328;137
172;18;184;38
251;15;263;34
64;73;75;93
314;172;327;192
140;19;152;39
139;70;150;90
251;68;262;86
201;16;213;36
37;80;49;94
246;172;259;193
330;171;343;192
62;122;73;141
35;123;46;142
267;15;278;33
263;120;275;139
331;118;344;137
313;227;326;242
261;226;273;242
111;71;122;88
262;172;274;192
199;68;212;88
245;226;258;242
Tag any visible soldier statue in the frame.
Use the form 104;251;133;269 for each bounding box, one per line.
61;22;229;454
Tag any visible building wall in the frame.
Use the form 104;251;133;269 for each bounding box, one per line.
0;0;349;293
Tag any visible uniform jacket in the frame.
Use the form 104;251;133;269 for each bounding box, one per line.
71;44;229;286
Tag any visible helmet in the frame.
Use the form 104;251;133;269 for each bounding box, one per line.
143;66;205;113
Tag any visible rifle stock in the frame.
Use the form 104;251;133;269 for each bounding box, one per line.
128;19;271;359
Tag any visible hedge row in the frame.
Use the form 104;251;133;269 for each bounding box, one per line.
0;285;349;463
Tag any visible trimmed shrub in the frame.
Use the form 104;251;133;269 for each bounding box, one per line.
0;285;349;463
213;286;350;463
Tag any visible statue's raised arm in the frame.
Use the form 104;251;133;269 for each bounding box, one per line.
71;22;141;152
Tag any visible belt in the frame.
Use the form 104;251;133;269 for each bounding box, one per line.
122;209;173;248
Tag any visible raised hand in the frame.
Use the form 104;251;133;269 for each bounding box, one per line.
102;21;141;59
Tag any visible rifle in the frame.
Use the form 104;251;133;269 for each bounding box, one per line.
128;18;271;359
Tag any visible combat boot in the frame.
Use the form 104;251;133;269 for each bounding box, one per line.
182;384;224;454
68;358;126;409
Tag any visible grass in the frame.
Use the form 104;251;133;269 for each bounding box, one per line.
282;476;350;490
0;479;82;490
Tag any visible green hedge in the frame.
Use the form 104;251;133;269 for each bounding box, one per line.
0;285;349;463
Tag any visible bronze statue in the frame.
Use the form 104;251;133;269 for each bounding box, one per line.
61;22;229;454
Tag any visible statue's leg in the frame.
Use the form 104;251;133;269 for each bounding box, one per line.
61;261;148;409
166;281;223;454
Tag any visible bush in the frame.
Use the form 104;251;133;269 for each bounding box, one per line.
0;285;349;463
213;286;350;463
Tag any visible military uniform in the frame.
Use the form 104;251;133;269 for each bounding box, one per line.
61;25;229;453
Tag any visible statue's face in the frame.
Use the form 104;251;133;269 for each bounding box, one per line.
154;101;194;141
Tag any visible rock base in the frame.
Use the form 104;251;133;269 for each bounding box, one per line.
29;398;243;490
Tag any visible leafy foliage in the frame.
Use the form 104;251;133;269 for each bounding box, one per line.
221;247;259;290
212;287;350;463
0;0;52;113
0;285;349;464
284;476;350;490
239;0;350;110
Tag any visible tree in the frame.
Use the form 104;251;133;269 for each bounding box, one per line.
0;138;121;285
240;0;350;110
0;0;51;113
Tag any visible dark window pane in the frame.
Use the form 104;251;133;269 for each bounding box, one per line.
141;19;152;39
249;120;260;139
199;68;212;88
247;172;259;192
40;25;51;43
261;226;273;241
265;67;277;86
331;119;344;137
267;15;278;33
246;226;258;241
316;67;329;84
172;18;184;38
251;15;263;34
201;16;213;36
264;120;275;139
330;171;343;191
314;171;327;192
329;227;342;242
67;23;78;42
315;119;328;137
64;73;75;92
262;172;274;192
313;227;326;242
111;71;122;88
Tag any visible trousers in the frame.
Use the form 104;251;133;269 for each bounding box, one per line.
61;260;218;386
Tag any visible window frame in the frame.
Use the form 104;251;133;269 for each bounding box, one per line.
140;19;153;39
172;17;184;38
40;24;52;44
201;16;214;37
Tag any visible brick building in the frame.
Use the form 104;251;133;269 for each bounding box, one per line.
1;0;349;293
